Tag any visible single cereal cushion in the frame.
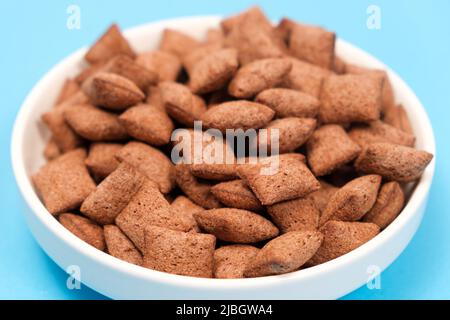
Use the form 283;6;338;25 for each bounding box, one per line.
307;180;338;213
307;221;380;266
59;213;105;251
355;142;433;182
255;88;320;118
82;72;145;111
85;142;122;180
383;104;414;135
33;149;96;214
189;48;239;94
201;100;275;133
183;43;223;76
171;196;203;232
116;141;175;194
267;197;320;233
85;24;136;64
55;79;80;105
228;58;292;98
143;226;215;278
363;181;405;229
306;124;361;176
244;230;323;277
319;175;382;225
104;225;143;266
159;29;201;59
319;74;383;123
136;51;182;82
80;162;145;225
214;245;259;279
119;104;174;146
42;109;83;153
193;208;279;243
221;6;272;34
238;154;320;205
211;179;263;211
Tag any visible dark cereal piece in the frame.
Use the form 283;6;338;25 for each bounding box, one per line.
319;175;382;225
104;225;143;266
221;6;272;34
82;72;145;111
327;165;359;188
42;109;83;153
244;230;323;277
307;180;338;213
33;149;96;214
363;181;405;229
267;197;320;233
119;104;174;146
116;180;197;251
143;226;215;278
85;24;136;64
289;24;336;69
182;43;223;76
193;208;279;243
159;81;207;127
43;138;61;161
116;141;175;194
228;58;292;98
59;213;105;251
306;125;361;177
355;143;433;182
238;154;320;205
383;104;414;135
307;221;380;266
189;48;239;94
171;196;203;232
201;100;275;133
159;29;201;58
255;88;320;118
55;79;80;105
319;74;383;123
103;55;159;90
64;104;128;141
136;51;182;82
214;245;259;279
174;164;222;209
211;180;263;211
348;120;415;148
85;142;122;180
80;162;145;225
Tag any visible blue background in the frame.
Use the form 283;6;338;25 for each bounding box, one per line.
1;0;449;299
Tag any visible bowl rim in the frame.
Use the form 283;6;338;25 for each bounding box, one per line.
11;15;436;291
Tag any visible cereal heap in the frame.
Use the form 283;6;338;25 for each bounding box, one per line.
33;7;433;278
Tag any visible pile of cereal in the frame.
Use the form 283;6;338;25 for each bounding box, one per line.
33;7;433;278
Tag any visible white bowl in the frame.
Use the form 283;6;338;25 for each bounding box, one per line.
11;16;436;300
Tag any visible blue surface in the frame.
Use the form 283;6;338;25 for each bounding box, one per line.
1;0;449;300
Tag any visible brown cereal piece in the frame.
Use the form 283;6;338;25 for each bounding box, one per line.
221;6;272;34
82;72;145;111
193;208;279;243
201;100;275;133
85;142;122;180
189;48;239;94
159;29;201;58
355;142;433;182
119;104;174;146
267;197;320;233
116;141;175;194
206;28;225;46
349;120;415;148
363;181;405;229
383;104;414;135
228;58;292;98
214;245;259;279
145;85;164;109
59;213;105;251
43;138;61;161
211;180;263;211
104;225;143;265
136;51;182;82
54;90;91;109
319;175;382;225
159;81;207;127
143;226;215;278
80;162;145;225
237;154;320;205
333;56;346;74
75;61;107;84
33;149;96;214
55;79;80;105
64;104;128;141
307;221;380;266
319;74;383;123
307;180;338;213
182;43;223;76
255;88;320;118
42;109;84;152
116;180;197;251
85;24;136;64
174;164;222;209
289;24;336;69
103;55;159;90
274;17;297;42
306;125;361;176
171;196;203;232
244;230;323;277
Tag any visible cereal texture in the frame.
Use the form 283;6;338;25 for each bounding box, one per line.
59;213;105;251
211;180;263;211
136;51;182;82
85;142;122;180
214;245;259;279
104;225;143;266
